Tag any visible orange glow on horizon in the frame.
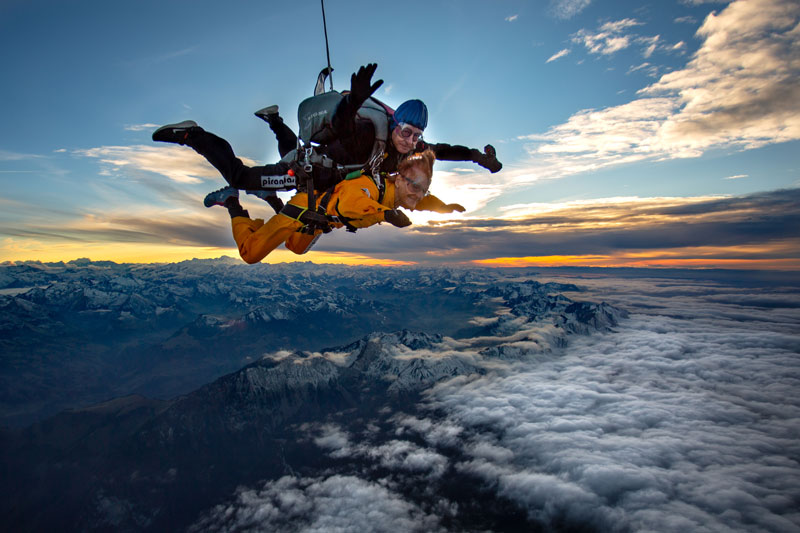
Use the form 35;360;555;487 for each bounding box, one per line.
0;241;416;267
2;240;797;271
473;255;610;267
0;241;234;264
472;254;800;270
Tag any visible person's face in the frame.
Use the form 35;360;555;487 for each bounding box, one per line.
394;166;431;209
391;123;424;154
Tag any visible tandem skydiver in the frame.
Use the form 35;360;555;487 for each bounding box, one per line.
152;64;502;198
151;63;497;263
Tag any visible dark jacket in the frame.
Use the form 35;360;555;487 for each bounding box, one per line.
325;93;482;175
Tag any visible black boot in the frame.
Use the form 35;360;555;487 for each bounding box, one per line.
152;120;203;145
254;105;280;125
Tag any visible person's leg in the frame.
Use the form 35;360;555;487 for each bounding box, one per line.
230;215;299;264
153;122;289;189
285;230;321;254
231;213;305;264
246;190;285;214
183;129;289;189
255;105;298;158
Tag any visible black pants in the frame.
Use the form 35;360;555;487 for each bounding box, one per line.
186;130;290;190
272;119;298;158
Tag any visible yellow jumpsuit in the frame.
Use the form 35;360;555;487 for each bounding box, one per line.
231;175;455;264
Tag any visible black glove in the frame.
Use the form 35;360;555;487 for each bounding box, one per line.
349;63;383;108
475;144;502;173
384;209;411;228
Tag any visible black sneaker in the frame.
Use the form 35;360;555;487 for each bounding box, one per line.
254;105;279;124
152;120;201;144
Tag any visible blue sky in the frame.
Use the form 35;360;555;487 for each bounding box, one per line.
1;0;798;267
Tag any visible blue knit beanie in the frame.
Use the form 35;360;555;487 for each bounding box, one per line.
392;99;428;130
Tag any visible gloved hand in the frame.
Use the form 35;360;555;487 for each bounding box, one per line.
350;63;383;108
443;203;466;213
384;209;411;228
473;144;502;173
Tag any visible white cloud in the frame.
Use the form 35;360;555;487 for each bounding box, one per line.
547;48;571;63
517;97;684;180
75;144;258;184
313;423;352;457
572;18;643;55
638;35;660;58
506;14;519;22
418;169;503;218
723;174;748;180
392;415;464;447
628;62;659;77
549;0;592;20
190;475;444;532
124;123;160;132
641;0;800;150
312;423;450;477
518;0;800;182
0;149;44;162
137;46;197;66
416;275;800;531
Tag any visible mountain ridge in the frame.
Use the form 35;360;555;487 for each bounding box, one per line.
1;283;626;530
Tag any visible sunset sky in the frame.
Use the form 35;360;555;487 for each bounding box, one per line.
1;0;798;268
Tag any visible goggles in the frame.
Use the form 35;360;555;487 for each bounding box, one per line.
399;173;429;196
397;123;424;143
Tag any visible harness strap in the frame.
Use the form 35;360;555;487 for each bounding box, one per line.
319;188;358;232
319;198;354;233
279;203;333;234
366;141;387;177
376;173;387;204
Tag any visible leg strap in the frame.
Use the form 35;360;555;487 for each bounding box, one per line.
279;204;332;233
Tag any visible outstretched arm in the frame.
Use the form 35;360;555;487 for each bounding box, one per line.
413;194;466;214
424;142;503;173
331;63;384;139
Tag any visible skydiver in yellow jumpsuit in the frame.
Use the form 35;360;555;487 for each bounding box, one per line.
206;149;464;264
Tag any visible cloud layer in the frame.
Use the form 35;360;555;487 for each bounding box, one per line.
420;274;800;531
192;271;800;531
312;188;800;267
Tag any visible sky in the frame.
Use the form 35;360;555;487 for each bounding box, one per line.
1;0;799;268
190;271;800;531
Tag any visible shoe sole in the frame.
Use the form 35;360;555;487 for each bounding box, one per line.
153;120;199;137
254;105;279;119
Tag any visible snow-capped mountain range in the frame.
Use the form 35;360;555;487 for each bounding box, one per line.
0;258;627;531
0;258;623;427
